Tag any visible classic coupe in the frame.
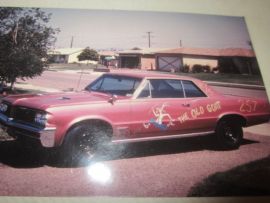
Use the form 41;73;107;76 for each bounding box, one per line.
0;72;269;163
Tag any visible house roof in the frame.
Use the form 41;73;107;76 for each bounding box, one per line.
118;48;170;55
48;48;84;55
155;47;255;57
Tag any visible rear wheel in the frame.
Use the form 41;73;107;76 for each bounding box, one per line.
216;119;243;150
59;122;112;166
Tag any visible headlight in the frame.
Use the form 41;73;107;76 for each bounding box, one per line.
34;112;47;126
0;103;8;113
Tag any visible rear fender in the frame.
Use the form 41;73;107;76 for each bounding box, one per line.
217;113;247;128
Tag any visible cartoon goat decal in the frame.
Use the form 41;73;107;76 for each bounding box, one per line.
143;104;175;130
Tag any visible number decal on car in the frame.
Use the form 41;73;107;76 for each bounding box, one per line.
239;100;257;113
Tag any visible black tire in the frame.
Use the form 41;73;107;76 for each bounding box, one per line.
215;119;243;150
59;122;111;166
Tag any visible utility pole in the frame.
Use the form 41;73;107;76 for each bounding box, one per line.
179;40;182;47
146;32;153;48
70;36;74;48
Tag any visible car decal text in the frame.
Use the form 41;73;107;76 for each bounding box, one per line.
178;101;221;124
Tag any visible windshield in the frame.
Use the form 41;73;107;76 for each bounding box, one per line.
85;74;142;96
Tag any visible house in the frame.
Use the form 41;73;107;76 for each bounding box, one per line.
155;47;257;74
118;48;169;70
117;47;259;75
98;50;119;67
48;48;84;63
48;48;98;64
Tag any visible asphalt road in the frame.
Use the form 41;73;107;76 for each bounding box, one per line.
0;70;268;197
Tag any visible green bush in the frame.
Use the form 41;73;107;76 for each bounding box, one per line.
181;64;190;73
192;64;211;73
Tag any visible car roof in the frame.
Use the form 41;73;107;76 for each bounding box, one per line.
103;71;196;81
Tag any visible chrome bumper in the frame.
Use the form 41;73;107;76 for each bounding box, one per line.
39;128;57;147
0;113;56;147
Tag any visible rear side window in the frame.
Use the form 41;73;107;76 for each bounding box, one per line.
182;80;206;97
138;79;184;98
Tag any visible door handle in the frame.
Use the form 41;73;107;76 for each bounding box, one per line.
182;103;190;107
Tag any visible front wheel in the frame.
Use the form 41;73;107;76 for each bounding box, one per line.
59;123;111;166
215;120;243;150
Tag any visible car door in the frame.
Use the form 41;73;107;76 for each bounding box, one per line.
130;78;193;138
179;80;219;133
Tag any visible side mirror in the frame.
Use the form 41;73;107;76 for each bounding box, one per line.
108;94;118;104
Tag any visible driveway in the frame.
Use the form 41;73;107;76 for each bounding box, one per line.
0;131;269;196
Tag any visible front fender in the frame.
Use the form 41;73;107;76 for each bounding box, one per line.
55;115;115;146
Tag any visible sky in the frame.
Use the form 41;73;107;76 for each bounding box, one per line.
44;8;252;50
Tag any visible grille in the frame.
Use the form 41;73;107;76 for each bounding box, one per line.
13;106;36;124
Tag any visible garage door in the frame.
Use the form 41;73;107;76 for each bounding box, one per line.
157;56;182;72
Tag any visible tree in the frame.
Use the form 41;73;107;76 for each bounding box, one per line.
0;7;59;89
77;47;99;62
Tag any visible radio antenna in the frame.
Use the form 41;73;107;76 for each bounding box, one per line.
76;66;84;91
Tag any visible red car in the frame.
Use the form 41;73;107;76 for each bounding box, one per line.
0;73;269;163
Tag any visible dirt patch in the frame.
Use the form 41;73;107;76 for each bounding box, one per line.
0;129;14;141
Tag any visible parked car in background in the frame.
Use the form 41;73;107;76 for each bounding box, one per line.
0;73;269;164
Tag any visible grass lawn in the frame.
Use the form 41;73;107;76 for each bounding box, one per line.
188;156;270;197
48;63;98;71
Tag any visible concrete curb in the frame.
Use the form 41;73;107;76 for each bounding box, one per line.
205;81;265;90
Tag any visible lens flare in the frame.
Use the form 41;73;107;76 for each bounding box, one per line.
87;162;112;184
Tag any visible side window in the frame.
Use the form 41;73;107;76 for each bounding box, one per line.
101;77;136;91
90;77;103;91
138;81;153;98
138;79;184;98
182;80;206;97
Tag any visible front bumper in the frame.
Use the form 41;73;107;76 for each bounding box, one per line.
0;113;56;147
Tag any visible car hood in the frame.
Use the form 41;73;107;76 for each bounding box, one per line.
4;91;120;110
